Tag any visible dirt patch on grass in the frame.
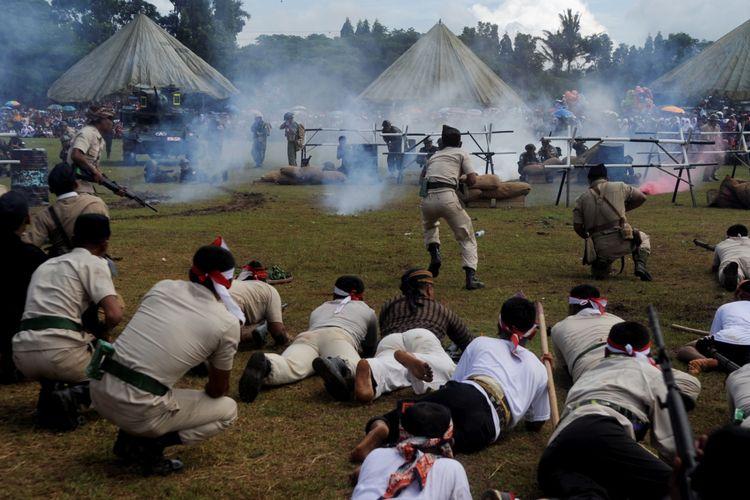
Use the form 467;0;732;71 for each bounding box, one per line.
177;191;266;216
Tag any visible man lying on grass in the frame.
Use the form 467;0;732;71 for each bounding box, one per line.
351;296;551;461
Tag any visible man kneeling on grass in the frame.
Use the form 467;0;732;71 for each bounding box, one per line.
239;276;378;403
90;245;242;475
351;296;550;461
352;401;471;500
354;268;473;403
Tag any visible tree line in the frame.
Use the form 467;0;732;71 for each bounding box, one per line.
1;1;711;107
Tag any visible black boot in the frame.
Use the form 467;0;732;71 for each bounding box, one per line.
69;382;91;408
722;262;739;291
464;267;485;290
252;322;269;348
633;249;653;282
427;243;442;278
312;356;353;401
238;352;270;403
35;380;82;431
139;436;184;477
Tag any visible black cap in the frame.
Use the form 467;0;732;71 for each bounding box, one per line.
441;125;461;148
48;163;77;196
0;191;29;233
401;401;451;438
588;163;608;181
73;214;111;245
193;245;235;274
608;322;650;350
334;275;364;296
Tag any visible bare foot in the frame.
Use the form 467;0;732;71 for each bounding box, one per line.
355;359;375;403
394;350;433;382
688;358;719;375
350;420;389;463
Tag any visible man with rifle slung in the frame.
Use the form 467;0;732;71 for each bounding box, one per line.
537;320;679;499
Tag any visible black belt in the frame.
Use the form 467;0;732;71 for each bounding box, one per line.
426;181;457;191
569;399;650;440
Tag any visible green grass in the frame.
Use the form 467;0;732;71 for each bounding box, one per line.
0;138;746;498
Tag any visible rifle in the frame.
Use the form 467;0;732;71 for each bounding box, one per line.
648;305;697;500
693;239;715;251
77;169;158;212
694;336;742;372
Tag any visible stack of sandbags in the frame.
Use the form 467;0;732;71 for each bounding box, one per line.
260;166;348;185
460;174;531;208
710;176;750;209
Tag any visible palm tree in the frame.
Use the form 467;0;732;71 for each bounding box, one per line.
538;9;586;73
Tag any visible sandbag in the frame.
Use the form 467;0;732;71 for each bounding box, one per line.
711;176;750;209
259;171;282;183
480;182;532;200
472;174;503;191
520;164;546;176
322;171;347;184
277;175;300;185
280;166;302;178
465;188;483;202
300;166;324;184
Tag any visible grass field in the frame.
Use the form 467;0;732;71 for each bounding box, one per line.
0;138;746;498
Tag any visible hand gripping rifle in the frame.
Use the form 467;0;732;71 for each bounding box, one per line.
77;169;158;212
648;305;697;500
692;239;715;252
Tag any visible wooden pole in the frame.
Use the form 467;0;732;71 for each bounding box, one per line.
670;324;709;336
536;301;560;427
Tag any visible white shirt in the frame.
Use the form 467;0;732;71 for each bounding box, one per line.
352;448;471;500
710;300;750;345
451;337;550;439
727;364;750;429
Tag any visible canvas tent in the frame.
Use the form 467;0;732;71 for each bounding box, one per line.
48;14;238;102
358;21;526;109
652;19;750;100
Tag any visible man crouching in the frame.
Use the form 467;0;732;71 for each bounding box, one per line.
90;245;242;475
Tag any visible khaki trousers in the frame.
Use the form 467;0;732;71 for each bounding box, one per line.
368;328;456;399
91;377;237;446
13;344;91;383
287;141;298;166
265;327;359;386
421;189;478;270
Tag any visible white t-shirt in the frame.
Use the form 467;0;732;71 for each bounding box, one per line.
451;337;550;439
352;448;471;500
710;300;750;345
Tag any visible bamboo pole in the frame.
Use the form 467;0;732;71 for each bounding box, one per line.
670;324;709;336
536;302;560;427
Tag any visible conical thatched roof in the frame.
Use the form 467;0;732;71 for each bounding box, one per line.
48;14;237;102
358;22;525;109
652;19;750;100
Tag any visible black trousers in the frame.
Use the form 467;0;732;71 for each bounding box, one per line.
367;381;497;453
713;340;750;367
537;415;671;500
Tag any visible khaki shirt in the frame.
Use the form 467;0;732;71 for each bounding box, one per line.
91;280;240;414
573;179;645;233
14;247;116;351
727;364;750;429
308;299;378;347
67;125;104;194
424;147;475;186
25;193;109;254
551;312;624;382
550;356;676;461
229;280;283;326
714;237;750;276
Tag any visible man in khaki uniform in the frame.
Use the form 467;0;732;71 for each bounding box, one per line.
551;284;701;406
25;163;109;256
90;245;241;476
713;224;750;291
279;112;302;166
421;125;484;290
239;276;377;403
538;322;675;499
229;271;288;346
13;214;122;429
573;164;652;281
67;106;115;194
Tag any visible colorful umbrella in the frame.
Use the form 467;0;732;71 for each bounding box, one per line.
4;100;20;108
554;108;576;119
660;105;685;114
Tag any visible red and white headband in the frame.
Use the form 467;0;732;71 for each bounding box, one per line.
569;296;608;315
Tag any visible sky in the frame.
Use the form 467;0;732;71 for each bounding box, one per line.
152;0;749;46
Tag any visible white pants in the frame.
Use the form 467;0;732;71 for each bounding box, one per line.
368;328;456;399
265;327;359;386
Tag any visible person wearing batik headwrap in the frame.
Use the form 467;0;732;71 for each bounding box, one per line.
230;260;289;348
537;322;676;500
421;125;484;290
354;268;472;404
352;402;471;500
239;276;377;403
551;285;701;406
90;244;241;476
351;297;549;462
